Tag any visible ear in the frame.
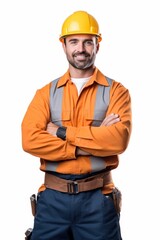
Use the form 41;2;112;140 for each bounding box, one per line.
96;43;100;53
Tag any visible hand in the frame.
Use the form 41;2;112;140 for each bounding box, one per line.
76;148;90;156
46;122;58;136
76;113;120;156
101;113;120;126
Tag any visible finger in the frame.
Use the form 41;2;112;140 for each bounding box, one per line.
47;122;53;127
105;117;120;126
101;114;113;125
102;117;120;126
101;114;120;126
101;113;117;124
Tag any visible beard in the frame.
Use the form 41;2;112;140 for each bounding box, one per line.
66;51;96;70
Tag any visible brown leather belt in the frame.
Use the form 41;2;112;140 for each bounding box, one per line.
44;171;112;194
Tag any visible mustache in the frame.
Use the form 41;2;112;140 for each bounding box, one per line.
73;52;90;57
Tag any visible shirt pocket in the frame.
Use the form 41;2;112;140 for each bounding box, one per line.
85;110;106;126
50;110;71;126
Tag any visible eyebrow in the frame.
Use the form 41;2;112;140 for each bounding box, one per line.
68;38;94;42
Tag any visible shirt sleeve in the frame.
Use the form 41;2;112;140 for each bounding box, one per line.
66;81;132;157
21;84;76;161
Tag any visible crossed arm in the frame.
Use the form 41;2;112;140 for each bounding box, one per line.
46;113;120;156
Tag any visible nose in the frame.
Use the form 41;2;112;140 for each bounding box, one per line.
77;42;85;52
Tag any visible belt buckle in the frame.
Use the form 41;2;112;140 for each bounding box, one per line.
67;181;79;194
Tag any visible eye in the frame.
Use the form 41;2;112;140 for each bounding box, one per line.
70;40;78;45
84;40;94;46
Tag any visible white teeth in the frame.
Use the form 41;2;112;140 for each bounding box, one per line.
76;55;86;60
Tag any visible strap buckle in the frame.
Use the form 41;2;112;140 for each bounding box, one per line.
67;181;79;194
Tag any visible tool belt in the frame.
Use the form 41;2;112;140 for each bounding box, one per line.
44;171;112;194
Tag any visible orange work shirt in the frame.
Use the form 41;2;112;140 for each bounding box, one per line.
21;68;132;193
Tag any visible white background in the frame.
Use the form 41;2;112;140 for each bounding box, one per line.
0;0;160;239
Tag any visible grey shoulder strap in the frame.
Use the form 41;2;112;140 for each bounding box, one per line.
91;76;113;126
50;78;63;124
106;76;113;86
50;78;60;96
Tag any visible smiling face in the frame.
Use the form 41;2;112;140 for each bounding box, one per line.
62;34;99;71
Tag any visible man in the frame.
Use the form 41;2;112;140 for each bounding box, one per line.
22;10;132;240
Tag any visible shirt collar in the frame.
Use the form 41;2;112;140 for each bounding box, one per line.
57;68;110;88
86;68;110;87
57;70;70;88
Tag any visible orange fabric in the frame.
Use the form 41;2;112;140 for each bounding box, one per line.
21;68;132;192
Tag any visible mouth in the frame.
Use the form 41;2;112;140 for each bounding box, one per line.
75;55;86;61
74;53;89;61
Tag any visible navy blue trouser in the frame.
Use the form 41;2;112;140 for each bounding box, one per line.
31;174;122;240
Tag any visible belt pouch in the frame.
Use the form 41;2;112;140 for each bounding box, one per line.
112;187;122;214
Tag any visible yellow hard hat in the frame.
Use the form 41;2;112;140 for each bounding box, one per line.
59;11;102;42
